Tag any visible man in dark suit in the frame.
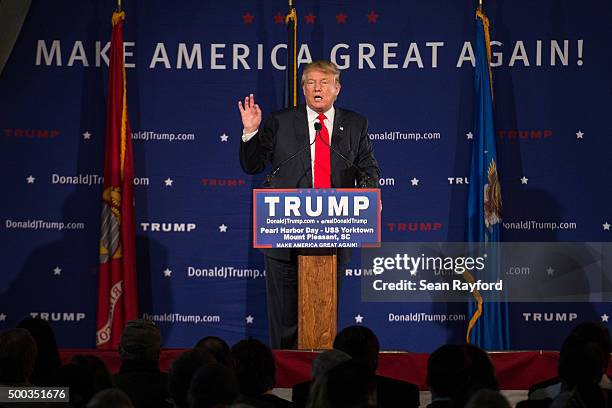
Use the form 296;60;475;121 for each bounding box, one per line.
292;326;420;408
238;60;380;349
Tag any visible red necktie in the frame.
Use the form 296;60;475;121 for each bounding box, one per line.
314;113;331;188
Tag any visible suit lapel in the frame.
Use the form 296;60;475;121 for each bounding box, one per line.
294;105;312;187
330;107;346;182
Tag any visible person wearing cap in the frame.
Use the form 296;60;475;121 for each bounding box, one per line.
114;319;171;408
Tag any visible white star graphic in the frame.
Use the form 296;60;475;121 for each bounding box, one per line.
0;313;6;322
466;132;474;140
219;224;228;232
53;267;62;276
220;133;229;142
354;314;364;324
82;131;92;140
520;176;528;185
26;175;35;184
602;314;609;323
410;177;419;186
546;267;554;276
603;222;611;231
245;315;254;324
576;130;584;139
163;268;172;277
164;178;173;187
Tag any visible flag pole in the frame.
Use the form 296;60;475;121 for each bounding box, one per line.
285;0;298;108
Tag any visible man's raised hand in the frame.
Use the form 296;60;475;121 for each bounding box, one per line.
238;93;262;134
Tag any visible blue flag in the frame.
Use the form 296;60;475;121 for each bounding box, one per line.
465;9;510;350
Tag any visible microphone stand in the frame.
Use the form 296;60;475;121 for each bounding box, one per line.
265;134;316;188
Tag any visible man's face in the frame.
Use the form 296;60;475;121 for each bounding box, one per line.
302;69;341;113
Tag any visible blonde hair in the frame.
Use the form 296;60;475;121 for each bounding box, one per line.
301;60;340;85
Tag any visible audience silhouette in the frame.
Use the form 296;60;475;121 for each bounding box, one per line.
168;348;215;408
518;322;612;408
0;328;37;386
427;343;498;408
465;389;510;408
113;319;172;408
293;349;351;408
333;325;420;408
17;317;62;386
231;337;290;407
87;388;134;408
1;318;611;408
194;335;233;368
188;362;239;408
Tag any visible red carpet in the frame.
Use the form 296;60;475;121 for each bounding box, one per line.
60;349;564;390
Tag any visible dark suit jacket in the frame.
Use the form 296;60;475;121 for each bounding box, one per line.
291;375;420;408
426;401;451;408
291;380;311;408
240;104;380;262
238;393;291;408
114;361;172;408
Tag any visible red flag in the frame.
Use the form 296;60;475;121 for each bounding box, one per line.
96;10;137;349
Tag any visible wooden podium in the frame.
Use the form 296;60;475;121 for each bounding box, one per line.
297;249;337;349
252;188;381;350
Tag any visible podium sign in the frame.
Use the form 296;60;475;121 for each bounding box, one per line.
253;188;381;249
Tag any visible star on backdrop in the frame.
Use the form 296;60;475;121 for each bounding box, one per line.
336;12;348;24
367;11;379;23
304;12;316;24
273;12;284;24
242;12;254;24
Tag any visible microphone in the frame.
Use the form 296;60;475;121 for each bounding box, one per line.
314;122;374;188
264;135;316;188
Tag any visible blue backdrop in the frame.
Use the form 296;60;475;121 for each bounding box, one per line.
1;0;611;351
